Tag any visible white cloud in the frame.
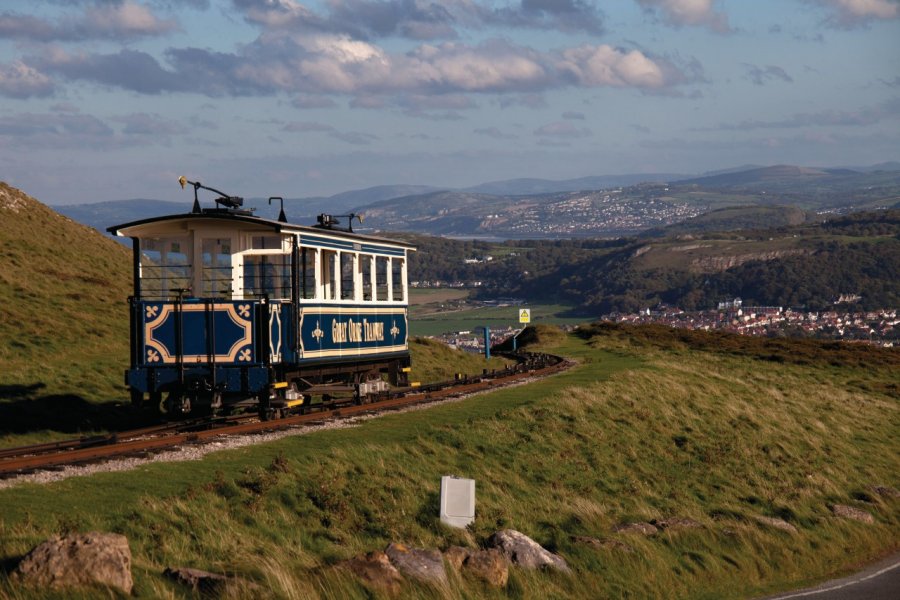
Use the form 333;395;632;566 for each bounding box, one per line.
635;0;731;32
809;0;900;26
0;1;178;42
233;0;606;39
25;24;699;98
0;60;55;99
556;45;667;88
85;1;178;37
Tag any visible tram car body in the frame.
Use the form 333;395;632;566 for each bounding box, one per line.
108;190;414;417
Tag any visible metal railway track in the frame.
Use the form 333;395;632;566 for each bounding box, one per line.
0;352;569;478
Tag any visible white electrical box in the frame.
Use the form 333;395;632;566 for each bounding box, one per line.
440;475;475;528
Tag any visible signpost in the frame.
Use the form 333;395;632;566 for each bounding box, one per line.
519;308;531;324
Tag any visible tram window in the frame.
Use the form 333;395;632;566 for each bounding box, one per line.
391;258;404;302
251;235;282;250
376;257;389;301
360;254;373;301
243;254;290;299
321;250;337;300
340;252;355;300
300;247;316;299
139;237;191;299
201;238;232;297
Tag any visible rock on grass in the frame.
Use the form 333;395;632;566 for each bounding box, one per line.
831;504;875;523
488;529;570;573
13;532;132;594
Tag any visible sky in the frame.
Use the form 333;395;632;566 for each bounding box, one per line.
0;0;898;205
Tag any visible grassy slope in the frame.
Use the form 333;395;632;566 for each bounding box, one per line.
1;329;896;599
0;183;133;402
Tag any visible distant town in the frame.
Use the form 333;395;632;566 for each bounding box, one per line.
427;298;898;353
604;301;898;348
488;189;705;236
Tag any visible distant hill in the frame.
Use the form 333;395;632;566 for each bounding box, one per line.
676;165;845;187
53;163;900;239
56;199;191;235
355;186;709;237
54;184;443;236
282;184;443;221
641;205;817;238
463;173;685;195
406;209;900;313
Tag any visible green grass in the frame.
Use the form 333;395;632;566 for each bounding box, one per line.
408;288;470;305
410;303;584;337
0;183;133;405
406;337;511;383
1;329;897;599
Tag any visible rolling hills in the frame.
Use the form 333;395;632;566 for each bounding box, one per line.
55;163;900;239
403;209;900;313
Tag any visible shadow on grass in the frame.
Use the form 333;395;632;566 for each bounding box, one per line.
0;554;22;576
0;384;156;436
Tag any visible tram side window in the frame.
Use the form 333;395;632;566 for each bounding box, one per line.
321;250;337;300
243;254;291;299
376;257;389;301
360;254;373;301
391;257;405;302
300;247;317;300
139;237;191;299
201;238;232;297
340;252;355;300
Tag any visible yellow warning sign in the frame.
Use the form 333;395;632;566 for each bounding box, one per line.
519;308;531;324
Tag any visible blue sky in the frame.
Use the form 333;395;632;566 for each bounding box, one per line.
1;0;898;204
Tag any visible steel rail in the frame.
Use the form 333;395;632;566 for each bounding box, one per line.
0;353;569;476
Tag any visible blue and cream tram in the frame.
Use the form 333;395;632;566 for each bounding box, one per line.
108;179;414;417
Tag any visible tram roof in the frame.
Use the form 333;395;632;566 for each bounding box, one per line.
107;210;416;250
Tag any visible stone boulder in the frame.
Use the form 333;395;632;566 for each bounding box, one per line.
487;530;570;573
831;504;875;524
14;532;133;594
443;546;471;571
342;551;404;595
164;567;229;595
754;516;798;534
443;547;508;587
385;543;448;585
871;485;900;499
464;549;508;587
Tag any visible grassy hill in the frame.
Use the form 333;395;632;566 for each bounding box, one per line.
0;327;896;598
0;183;133;402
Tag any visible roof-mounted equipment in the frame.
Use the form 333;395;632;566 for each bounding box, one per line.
315;213;364;232
178;176;253;216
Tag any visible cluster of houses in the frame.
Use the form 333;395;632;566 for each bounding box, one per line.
499;192;705;236
605;302;898;347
